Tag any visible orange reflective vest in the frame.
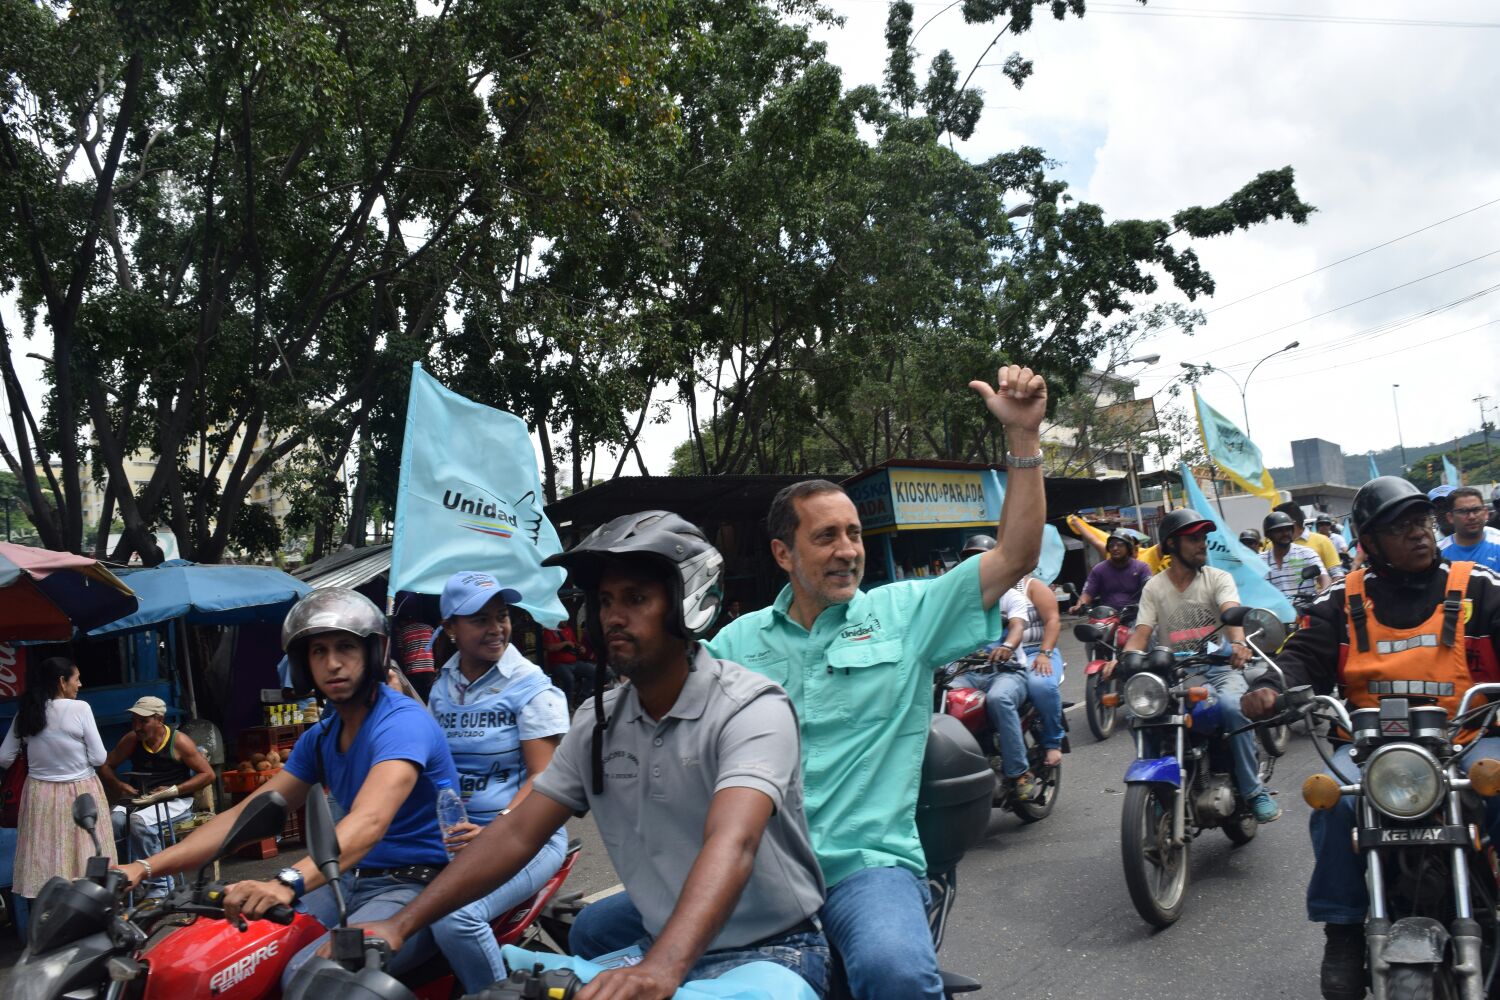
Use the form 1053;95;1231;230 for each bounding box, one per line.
1340;561;1475;723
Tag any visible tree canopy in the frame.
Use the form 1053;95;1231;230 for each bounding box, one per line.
1;0;1313;561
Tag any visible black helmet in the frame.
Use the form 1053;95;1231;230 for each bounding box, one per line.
1238;529;1261;548
1272;500;1306;526
281;588;390;699
960;534;996;560
1351;476;1432;541
1315;512;1334;527
544;511;724;797
1263;511;1297;536
1106;531;1138;554
1158;508;1214;545
543;510;723;645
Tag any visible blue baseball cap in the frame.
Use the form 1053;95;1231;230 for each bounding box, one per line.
438;571;522;621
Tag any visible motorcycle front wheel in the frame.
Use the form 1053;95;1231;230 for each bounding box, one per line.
1121;783;1189;928
1385;964;1438;1000
1085;673;1118;742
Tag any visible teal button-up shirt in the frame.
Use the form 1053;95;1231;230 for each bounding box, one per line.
705;555;1000;888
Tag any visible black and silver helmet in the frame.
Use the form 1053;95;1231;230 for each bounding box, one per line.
960;534;997;560
281;588;389;698
543;510;724;645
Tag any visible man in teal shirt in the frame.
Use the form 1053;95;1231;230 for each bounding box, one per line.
709;364;1048;1000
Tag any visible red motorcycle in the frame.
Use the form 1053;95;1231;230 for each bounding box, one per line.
1073;604;1137;742
936;652;1064;823
2;790;579;1000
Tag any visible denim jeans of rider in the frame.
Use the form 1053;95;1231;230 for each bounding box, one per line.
568;890;831;997
953;669;1031;778
280;871;440;989
111;797;193;898
434;827;568;992
1307;736;1500;924
1205;665;1264;799
1020;644;1066;750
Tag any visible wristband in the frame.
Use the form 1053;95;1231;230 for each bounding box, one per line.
1005;451;1045;469
139;859;154;881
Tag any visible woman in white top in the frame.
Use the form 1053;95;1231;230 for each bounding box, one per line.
0;657;116;900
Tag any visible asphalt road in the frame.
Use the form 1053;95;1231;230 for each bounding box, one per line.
0;625;1334;997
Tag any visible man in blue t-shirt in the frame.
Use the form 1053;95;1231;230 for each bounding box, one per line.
115;589;462;985
1441;487;1500;572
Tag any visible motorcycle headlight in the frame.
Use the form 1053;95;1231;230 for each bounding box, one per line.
1123;672;1169;719
1365;744;1445;820
1;944;82;1000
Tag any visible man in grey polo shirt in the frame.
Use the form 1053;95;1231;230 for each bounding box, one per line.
348;512;827;999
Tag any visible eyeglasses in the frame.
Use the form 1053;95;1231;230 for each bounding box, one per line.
1374;513;1435;537
1453;506;1489;518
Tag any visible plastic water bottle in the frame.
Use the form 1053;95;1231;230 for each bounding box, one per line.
434;780;468;858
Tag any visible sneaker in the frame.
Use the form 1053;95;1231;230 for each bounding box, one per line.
1249;791;1283;823
1320;922;1365;1000
1014;772;1042;802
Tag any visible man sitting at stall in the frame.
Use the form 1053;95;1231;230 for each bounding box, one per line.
100;696;216;899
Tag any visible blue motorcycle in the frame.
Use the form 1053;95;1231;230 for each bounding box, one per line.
1115;610;1285;928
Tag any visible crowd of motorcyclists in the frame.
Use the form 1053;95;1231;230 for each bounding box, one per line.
12;358;1500;1000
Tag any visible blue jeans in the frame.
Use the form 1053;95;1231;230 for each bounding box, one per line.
435;827;568;992
569;890;829;997
1205;665;1263;799
1308;737;1500;924
111;797;192;898
822;866;941;1000
281;871;440;989
953;669;1030;778
1020;645;1066;751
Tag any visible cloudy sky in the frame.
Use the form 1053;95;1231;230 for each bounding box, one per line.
633;0;1500;473
6;1;1498;489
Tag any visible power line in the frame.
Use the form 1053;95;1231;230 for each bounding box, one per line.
1253;317;1500;384
1211;280;1500;371
1206;196;1500;314
1201;248;1500;356
1090;2;1500;29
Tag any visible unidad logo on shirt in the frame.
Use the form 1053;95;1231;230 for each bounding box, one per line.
840;616;882;642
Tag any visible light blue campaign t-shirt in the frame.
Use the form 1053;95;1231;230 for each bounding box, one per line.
427;644;569;825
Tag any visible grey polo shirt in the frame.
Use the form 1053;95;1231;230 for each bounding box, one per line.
532;645;825;951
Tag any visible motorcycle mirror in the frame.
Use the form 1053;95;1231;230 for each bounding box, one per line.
1073;623;1103;643
216;792;289;861
1237;608;1287;654
1301;565;1322;581
1219;606;1249;627
306;785;343;889
72;792;103;856
72;792;98;833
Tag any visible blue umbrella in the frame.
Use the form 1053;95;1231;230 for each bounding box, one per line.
87;560;311;637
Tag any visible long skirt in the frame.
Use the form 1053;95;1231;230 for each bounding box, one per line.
13;773;117;898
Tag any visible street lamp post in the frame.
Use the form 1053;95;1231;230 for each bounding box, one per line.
1476;395;1494;473
1114;353;1159;532
1392;384;1408;469
1180;340;1299;438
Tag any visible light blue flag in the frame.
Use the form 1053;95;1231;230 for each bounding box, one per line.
1194;392;1278;503
1368;453;1380;481
1342;518;1354;548
1033;524;1065;584
1179;463;1296;623
1443;454;1460;487
389;364;567;627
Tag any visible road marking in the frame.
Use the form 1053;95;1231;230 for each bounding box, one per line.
582;883;624;903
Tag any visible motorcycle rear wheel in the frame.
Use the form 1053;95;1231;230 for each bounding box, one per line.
1013;755;1061;823
1121;784;1189;928
1085;673;1118;742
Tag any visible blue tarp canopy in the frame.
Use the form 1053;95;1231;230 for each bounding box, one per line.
87;560;311;637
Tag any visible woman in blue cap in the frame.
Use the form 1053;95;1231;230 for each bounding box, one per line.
424;571;571;991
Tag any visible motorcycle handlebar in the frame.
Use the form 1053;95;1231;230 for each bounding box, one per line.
264;904;295;925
